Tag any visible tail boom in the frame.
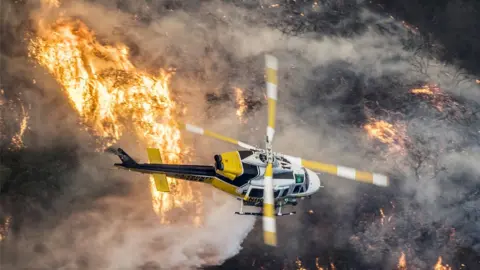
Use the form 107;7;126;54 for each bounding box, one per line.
112;148;217;187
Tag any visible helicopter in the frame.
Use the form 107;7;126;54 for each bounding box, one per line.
111;54;389;247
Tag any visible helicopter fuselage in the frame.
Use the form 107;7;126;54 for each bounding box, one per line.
114;149;322;207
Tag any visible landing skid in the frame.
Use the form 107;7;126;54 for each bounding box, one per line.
235;198;296;216
234;211;296;216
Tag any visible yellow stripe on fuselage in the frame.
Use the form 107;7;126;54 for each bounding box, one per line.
207;178;240;197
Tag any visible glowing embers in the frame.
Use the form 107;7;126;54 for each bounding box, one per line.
296;257;307;270
364;119;407;154
295;257;336;270
0;216;11;242
28;18;201;223
10;104;29;150
401;21;419;34
234;87;247;123
410;84;453;112
396;253;453;270
0;90;29;150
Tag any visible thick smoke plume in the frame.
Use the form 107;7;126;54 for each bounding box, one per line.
1;0;480;269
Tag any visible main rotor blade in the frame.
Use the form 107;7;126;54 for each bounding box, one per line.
177;122;258;150
263;54;278;247
265;54;278;143
283;155;389;187
263;162;277;246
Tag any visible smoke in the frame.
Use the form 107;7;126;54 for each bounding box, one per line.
2;1;257;269
2;0;480;269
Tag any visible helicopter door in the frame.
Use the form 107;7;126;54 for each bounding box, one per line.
276;187;288;198
247;186;264;199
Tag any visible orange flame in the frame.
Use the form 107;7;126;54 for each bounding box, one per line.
296;258;307;270
234;87;247;123
434;256;452;270
410;84;448;112
28;18;201;223
364;119;407;154
398;252;407;270
10;104;29;150
314;258;336;270
315;258;323;270
43;0;60;7
364;120;397;144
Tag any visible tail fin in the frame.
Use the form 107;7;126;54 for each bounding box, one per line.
109;147;137;166
146;148;170;192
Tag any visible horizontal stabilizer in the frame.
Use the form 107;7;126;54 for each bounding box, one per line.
147;148;170;192
152;173;170;192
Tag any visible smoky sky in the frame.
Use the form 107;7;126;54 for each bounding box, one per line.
1;0;480;270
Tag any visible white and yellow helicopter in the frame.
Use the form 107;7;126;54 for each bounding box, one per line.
111;54;389;247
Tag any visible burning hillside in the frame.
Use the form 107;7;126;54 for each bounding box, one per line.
28;17;200;223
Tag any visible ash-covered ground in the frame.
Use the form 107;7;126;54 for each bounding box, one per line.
1;0;480;269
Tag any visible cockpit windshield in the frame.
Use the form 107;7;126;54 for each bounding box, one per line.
290;169;309;194
294;169;305;184
294;173;304;184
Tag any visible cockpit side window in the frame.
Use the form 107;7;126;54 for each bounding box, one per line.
294;173;305;184
249;188;263;198
293;185;301;193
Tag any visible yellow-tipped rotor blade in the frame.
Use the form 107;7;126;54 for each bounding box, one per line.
262;54;278;247
265;54;278;142
177;122;258;150
283;155;389;187
263;162;277;246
